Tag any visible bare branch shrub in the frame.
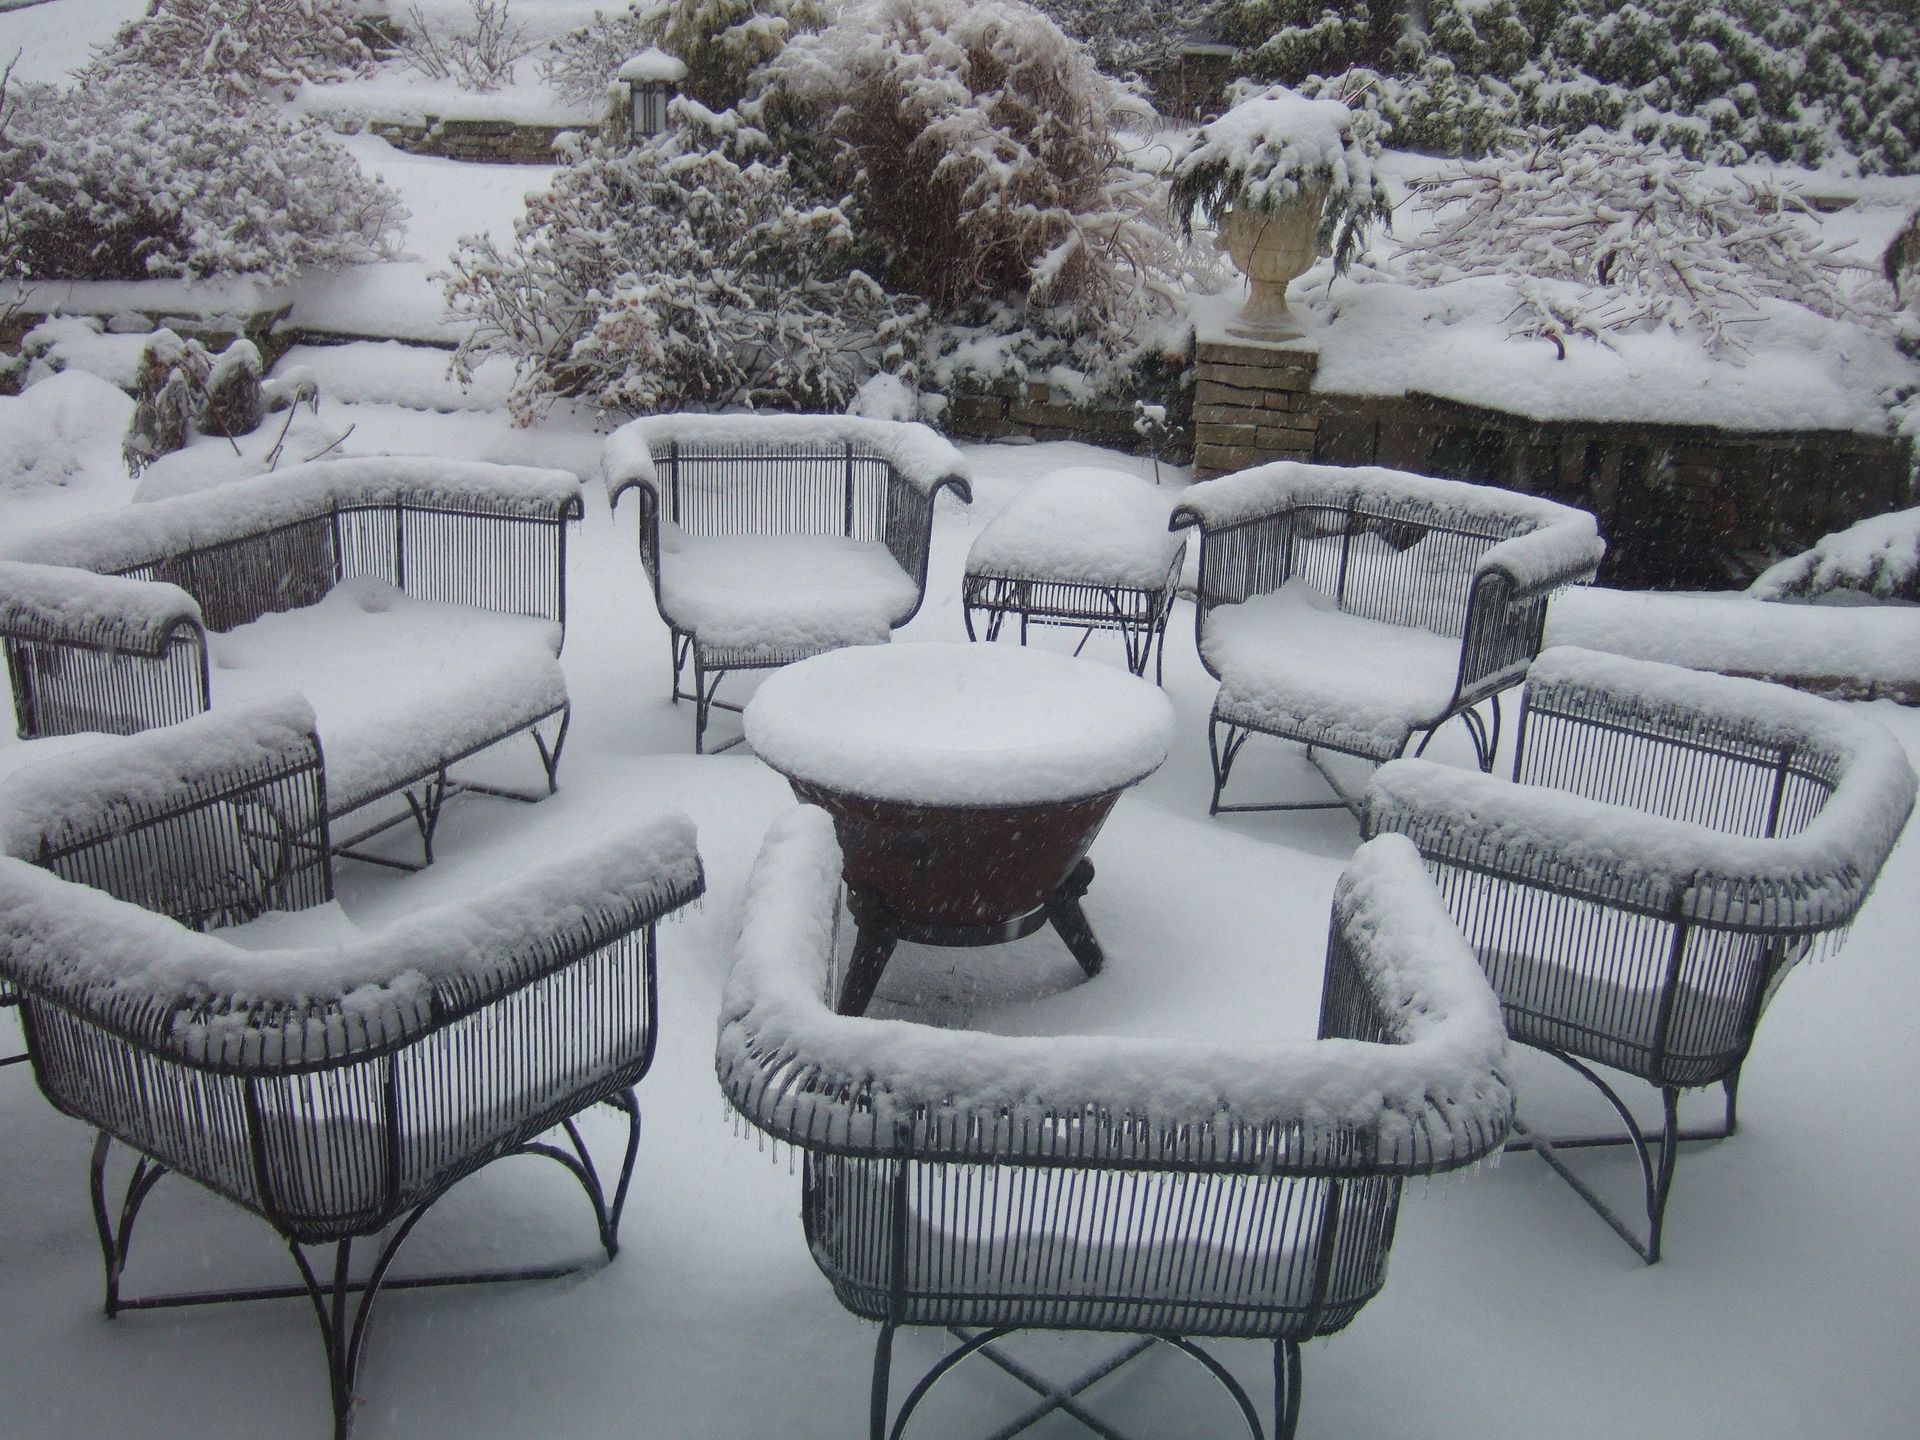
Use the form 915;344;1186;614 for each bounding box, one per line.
397;0;537;92
539;3;660;106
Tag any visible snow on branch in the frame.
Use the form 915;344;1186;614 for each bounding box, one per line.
1399;132;1865;357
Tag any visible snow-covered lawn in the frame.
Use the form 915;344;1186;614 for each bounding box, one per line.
2;7;1917;1430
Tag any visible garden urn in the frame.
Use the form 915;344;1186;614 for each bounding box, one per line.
1218;181;1329;340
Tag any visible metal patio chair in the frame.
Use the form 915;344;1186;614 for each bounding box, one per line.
1365;646;1916;1262
718;805;1512;1439
1169;461;1603;816
604;414;972;752
0;699;705;1436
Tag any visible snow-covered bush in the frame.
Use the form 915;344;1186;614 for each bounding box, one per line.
1169;83;1390;275
1750;508;1920;605
444;121;926;421
396;0;535;92
653;0;825;109
757;0;1185;389
87;0;376;105
1400;133;1860;356
0;76;404;284
1217;0;1920;174
539;2;659;105
1028;0;1201;79
122;333;270;474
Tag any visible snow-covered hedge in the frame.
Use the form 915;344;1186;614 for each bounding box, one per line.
446;120;924;422
1401;133;1859;357
756;0;1185;391
0;75;404;284
1218;0;1920;174
86;0;376;107
1169;83;1390;275
1748;508;1920;605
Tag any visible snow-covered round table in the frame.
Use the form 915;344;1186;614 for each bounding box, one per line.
962;467;1186;682
744;643;1175;1015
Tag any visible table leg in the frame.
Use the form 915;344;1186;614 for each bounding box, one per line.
1046;859;1103;978
839;899;902;1016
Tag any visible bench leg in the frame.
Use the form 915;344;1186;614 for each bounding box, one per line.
1275;1339;1301;1440
1046;859;1103;978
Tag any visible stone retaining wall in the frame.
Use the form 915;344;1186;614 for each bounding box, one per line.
941;381;1157;454
370;117;588;165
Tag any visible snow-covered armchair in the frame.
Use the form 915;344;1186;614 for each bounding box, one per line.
604;415;972;751
0;700;705;1439
1170;462;1603;815
1364;647;1916;1262
0;456;585;867
718;807;1512;1440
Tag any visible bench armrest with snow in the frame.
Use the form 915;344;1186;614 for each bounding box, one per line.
0;705;703;1434
0;457;586;864
604;414;972;751
1362;646;1916;1261
717;805;1509;1439
1169;462;1603;815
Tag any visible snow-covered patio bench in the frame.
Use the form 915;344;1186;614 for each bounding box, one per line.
0;456;585;867
604;414;972;752
0;699;705;1438
1364;647;1916;1263
718;806;1512;1440
1169;462;1603;816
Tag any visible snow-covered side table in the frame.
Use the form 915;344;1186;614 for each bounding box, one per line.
744;643;1174;1015
962;467;1187;682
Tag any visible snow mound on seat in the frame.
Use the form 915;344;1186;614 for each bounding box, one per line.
657;532;920;658
966;467;1185;590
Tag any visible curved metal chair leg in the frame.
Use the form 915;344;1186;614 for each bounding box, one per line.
91;1132;169;1318
871;1322;898;1440
1274;1339;1302;1440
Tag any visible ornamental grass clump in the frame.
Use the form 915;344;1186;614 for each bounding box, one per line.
1400;131;1863;356
1169;83;1392;275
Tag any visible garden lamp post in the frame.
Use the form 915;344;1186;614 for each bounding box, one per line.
617;48;686;141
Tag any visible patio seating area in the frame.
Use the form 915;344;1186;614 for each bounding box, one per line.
1;428;1917;1440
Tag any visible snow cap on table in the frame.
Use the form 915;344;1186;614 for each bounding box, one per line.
1171;460;1604;593
0;811;703;1070
602;413;972;506
0;559;203;654
743;643;1175;807
1366;646;1917;936
0;456;584;577
717;806;1511;1173
0;696;318;862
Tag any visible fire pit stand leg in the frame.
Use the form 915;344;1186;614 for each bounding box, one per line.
837;861;1106;1016
1045;859;1103;978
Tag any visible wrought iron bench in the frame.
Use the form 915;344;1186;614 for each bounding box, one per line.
1365;646;1916;1262
717;806;1512;1439
0;456;585;867
1169;462;1603;816
604;414;972;752
0;699;705;1437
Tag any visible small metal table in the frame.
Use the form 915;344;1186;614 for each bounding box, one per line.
962;468;1186;683
743;642;1175;1014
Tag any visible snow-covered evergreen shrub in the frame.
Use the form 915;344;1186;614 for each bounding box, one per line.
443;119;926;421
1169;83;1390;274
654;0;825;108
1028;0;1201;78
1401;133;1860;356
396;0;536;92
539;2;659;105
1217;0;1920;174
0;76;405;284
1750;508;1920;605
87;0;376;105
758;0;1185;389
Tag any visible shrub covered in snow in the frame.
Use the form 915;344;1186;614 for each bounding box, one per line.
1749;508;1920;606
1028;0;1202;79
395;0;536;92
757;0;1186;393
1400;133;1860;356
1217;0;1920;174
0;76;404;284
86;0;376;106
444;120;926;421
539;2;659;105
1169;83;1390;275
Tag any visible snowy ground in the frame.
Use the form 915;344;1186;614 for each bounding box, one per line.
3;4;1919;1434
